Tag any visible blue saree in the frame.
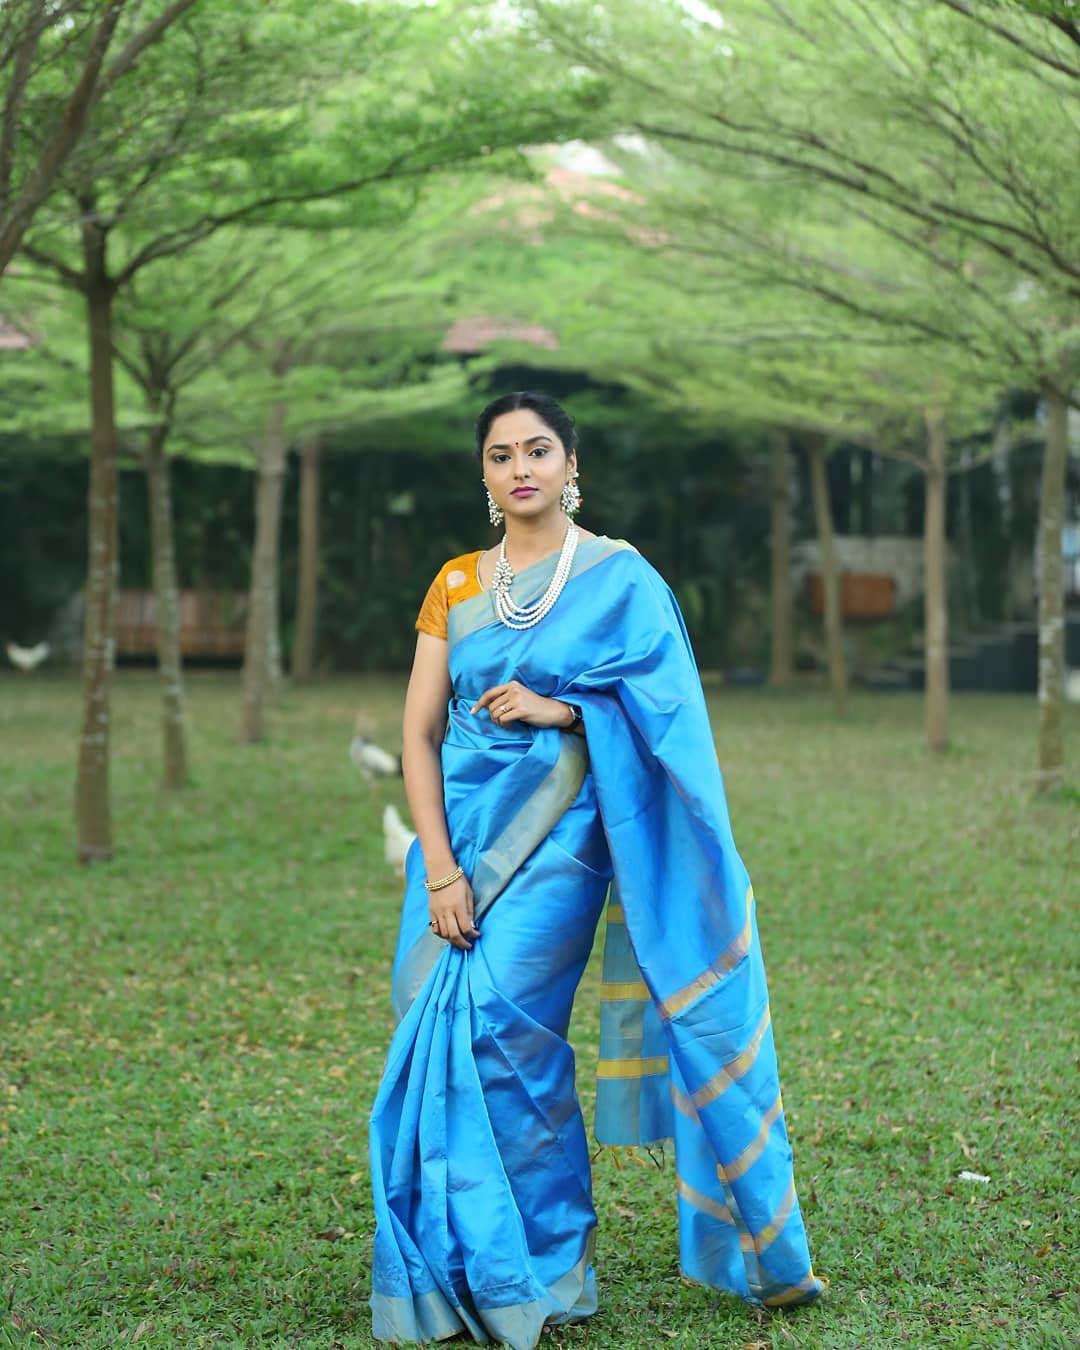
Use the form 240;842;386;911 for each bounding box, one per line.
369;537;825;1347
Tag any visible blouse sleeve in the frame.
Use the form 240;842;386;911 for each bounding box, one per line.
415;567;448;640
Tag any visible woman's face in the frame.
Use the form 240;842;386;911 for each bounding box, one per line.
481;409;576;523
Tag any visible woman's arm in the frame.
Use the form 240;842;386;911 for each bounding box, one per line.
401;632;478;950
472;680;584;734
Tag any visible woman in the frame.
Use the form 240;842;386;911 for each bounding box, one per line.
369;392;825;1347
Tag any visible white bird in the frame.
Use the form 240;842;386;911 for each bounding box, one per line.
349;714;402;782
351;733;402;781
6;640;50;673
383;803;417;874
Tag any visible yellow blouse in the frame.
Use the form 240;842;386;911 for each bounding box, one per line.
415;551;484;640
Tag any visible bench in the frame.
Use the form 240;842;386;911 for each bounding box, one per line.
805;572;896;619
115;590;247;657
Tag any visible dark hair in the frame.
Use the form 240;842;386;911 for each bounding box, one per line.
474;391;578;461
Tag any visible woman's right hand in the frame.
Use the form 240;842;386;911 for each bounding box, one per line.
429;875;479;950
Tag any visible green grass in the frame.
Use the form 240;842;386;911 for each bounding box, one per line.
1;673;1077;1349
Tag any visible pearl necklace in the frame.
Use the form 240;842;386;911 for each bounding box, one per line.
491;524;580;629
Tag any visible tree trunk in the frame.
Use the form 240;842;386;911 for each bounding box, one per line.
956;449;977;628
292;435;320;685
145;421;188;789
858;449;874;536
241;398;288;743
768;429;793;688
268;565;283;691
1035;383;1068;792
76;216;117;862
808;437;847;716
924;408;949;753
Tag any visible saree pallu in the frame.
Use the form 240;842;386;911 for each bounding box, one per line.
370;538;825;1347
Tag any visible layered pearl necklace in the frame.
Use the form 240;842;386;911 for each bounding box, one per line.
491;524;580;630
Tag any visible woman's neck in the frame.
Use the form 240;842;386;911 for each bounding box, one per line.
503;513;572;569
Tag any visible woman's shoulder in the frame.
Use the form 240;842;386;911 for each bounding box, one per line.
581;534;652;571
581;536;674;598
416;550;484;639
588;534;638;555
431;550;484;587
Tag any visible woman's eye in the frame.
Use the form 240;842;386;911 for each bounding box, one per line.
492;453;509;463
530;445;550;457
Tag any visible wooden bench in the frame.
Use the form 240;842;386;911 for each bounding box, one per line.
115;590;247;657
805;572;896;619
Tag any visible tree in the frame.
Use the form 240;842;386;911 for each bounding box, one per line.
292;433;320;685
529;0;1079;769
16;0;608;857
766;428;793;688
0;0;201;277
110;237;283;788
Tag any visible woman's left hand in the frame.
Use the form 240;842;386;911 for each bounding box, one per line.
472;680;574;730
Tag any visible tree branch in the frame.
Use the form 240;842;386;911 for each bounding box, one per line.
112;337;150;393
1048;16;1080;48
112;146;483;287
934;0;1080;78
538;6;1077;291
95;0;202;99
0;0;126;276
634;119;1080;296
0;0;46;213
19;241;86;290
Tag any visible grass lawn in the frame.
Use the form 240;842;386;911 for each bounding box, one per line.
1;672;1077;1348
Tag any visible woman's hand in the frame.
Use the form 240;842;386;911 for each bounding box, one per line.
429;875;479;951
472;680;575;730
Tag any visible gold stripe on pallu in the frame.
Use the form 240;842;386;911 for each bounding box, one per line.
657;886;754;1021
596;1055;669;1080
755;1178;796;1253
606;904;625;925
676;1176;735;1225
690;1005;772;1110
762;1272;825;1307
719;1093;783;1182
670;1080;699;1123
601;980;650;1001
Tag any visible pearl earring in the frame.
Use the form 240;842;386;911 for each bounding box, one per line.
561;474;581;518
484;483;504;527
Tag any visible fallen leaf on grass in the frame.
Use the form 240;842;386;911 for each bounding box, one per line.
131;1320;153;1344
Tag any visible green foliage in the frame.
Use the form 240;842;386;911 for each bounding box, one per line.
521;0;1079;451
21;0;610;278
0;676;1076;1346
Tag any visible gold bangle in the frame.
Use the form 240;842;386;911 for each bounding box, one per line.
424;864;464;892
